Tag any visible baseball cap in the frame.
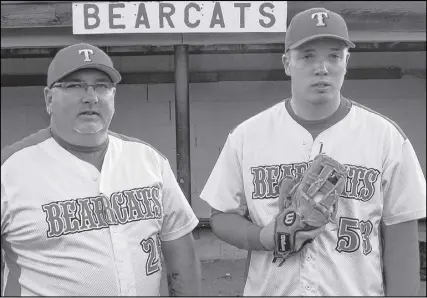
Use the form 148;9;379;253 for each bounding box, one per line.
47;43;121;88
285;8;355;52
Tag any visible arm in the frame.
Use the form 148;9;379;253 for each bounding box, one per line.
161;232;201;296
158;157;200;296
201;130;276;251
383;220;420;296
210;208;271;251
380;135;426;296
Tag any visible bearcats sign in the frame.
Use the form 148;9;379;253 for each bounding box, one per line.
72;1;287;34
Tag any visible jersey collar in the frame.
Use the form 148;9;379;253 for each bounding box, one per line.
285;95;352;132
49;127;109;153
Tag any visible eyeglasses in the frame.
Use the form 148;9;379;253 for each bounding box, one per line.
51;81;115;96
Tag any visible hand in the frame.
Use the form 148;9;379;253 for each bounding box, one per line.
259;210;326;252
259;178;297;251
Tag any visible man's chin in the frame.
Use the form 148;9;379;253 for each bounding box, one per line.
308;96;331;105
307;91;335;104
73;125;104;135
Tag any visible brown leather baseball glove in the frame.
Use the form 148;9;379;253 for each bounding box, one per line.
272;154;348;266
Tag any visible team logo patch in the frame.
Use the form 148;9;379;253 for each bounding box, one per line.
283;211;296;226
277;232;291;252
78;49;94;62
311;12;329;27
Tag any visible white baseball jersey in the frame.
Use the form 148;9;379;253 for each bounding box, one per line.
1;128;199;296
200;97;426;296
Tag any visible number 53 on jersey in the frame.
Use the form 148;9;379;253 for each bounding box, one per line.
335;217;374;255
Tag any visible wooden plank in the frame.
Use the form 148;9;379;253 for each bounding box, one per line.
2;28;425;49
0;27;184;49
183;31;427;45
174;45;192;204
1;1;425;32
0;68;404;87
1;1;72;28
1;42;425;59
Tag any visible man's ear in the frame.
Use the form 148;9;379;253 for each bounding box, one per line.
282;53;291;76
345;52;350;65
44;87;53;115
344;52;351;74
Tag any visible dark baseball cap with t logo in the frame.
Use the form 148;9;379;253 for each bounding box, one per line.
47;43;122;88
285;8;356;52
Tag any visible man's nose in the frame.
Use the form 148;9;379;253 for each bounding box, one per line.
314;60;328;75
82;86;99;104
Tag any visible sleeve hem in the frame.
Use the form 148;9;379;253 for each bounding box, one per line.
383;209;427;226
199;194;240;214
160;216;199;242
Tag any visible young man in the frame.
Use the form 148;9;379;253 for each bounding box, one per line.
1;43;201;296
200;7;426;296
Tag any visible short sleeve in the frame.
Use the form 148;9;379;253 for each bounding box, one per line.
200;129;247;215
382;137;426;226
159;159;198;242
1;183;10;236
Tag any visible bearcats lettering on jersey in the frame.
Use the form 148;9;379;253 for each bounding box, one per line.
251;162;380;202
41;185;163;238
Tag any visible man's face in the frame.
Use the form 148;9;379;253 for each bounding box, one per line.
283;38;350;104
45;68;116;139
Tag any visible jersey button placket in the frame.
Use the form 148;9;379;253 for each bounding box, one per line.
310;139;324;159
110;227;134;295
300;247;317;295
302;137;314;159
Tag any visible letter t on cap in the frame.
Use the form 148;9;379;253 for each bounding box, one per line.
78;49;94;62
311;12;329;26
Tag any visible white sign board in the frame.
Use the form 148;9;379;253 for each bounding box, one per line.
72;1;287;34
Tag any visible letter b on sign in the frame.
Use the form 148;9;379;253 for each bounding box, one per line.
84;4;100;29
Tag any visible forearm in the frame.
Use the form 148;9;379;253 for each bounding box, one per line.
162;233;201;296
383;220;420;296
165;259;200;296
210;211;266;251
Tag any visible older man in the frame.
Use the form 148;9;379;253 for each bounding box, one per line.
1;43;201;296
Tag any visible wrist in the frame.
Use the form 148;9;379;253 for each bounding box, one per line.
259;223;275;251
245;224;266;251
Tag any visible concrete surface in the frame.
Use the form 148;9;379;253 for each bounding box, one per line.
159;228;426;296
421;282;426;297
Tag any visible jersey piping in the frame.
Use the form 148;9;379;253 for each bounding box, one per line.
1;129;168;167
108;131;167;160
1;128;51;166
351;100;408;140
